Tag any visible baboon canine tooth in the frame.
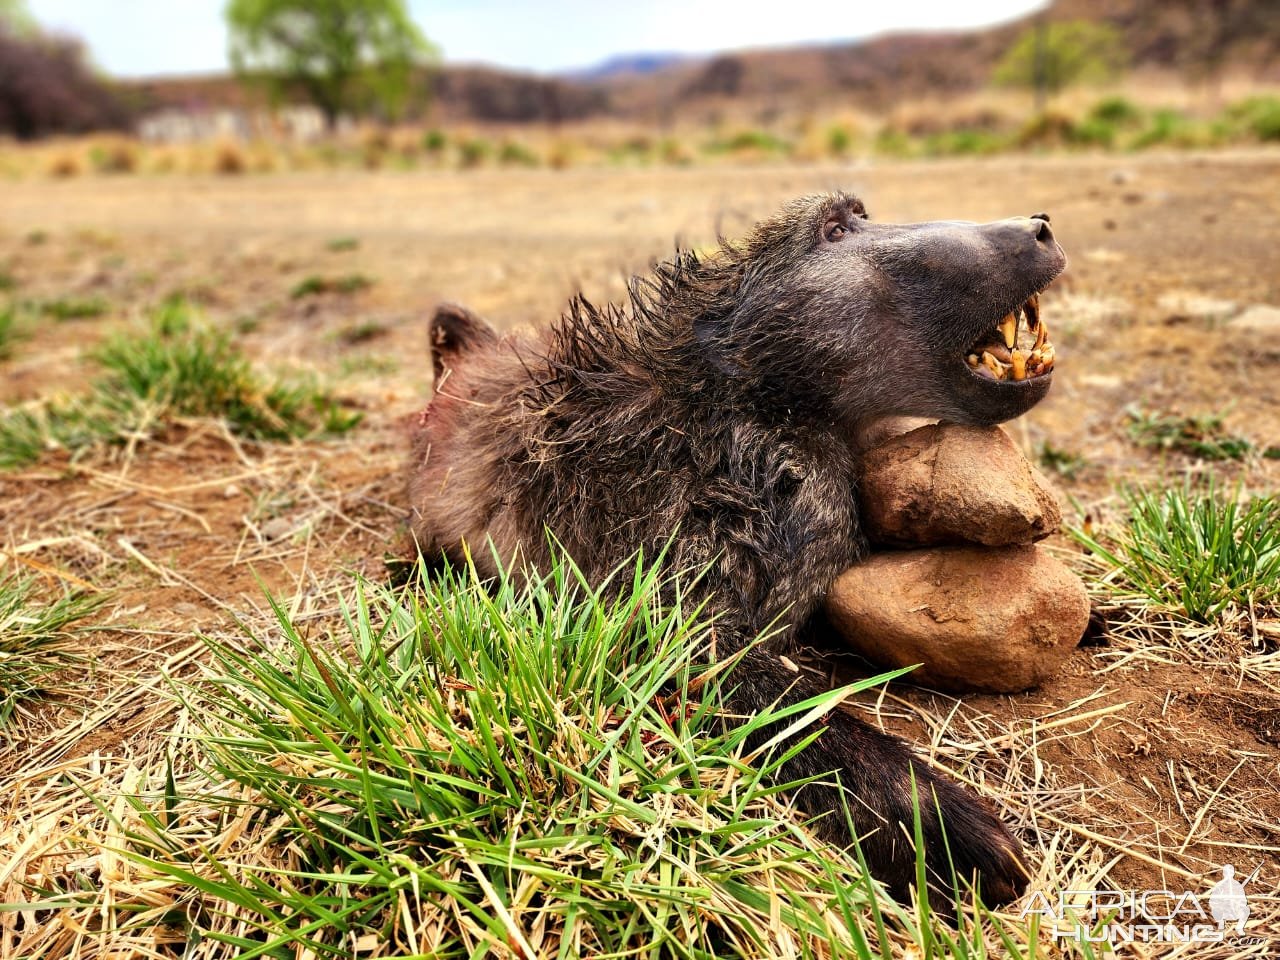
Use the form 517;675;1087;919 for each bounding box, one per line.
1034;318;1048;352
999;312;1017;349
1010;349;1027;381
1026;292;1041;330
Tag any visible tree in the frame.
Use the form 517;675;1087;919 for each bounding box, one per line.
0;0;131;139
994;19;1127;110
225;0;436;129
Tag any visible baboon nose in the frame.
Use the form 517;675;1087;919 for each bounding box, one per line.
1029;214;1054;244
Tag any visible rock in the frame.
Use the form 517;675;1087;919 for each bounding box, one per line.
859;423;1061;547
824;545;1089;693
1232;304;1280;334
1156;291;1238;325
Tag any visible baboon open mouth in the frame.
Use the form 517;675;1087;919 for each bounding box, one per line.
963;289;1055;384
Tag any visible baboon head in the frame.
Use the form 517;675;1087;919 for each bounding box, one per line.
698;193;1067;426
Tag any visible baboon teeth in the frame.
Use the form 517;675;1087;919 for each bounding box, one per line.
999;313;1017;349
1010;349;1027;381
967;289;1055;382
1024;292;1040;331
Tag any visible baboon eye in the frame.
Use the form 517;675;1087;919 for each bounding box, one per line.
824;220;848;242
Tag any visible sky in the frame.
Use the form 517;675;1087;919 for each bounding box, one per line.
26;0;1047;78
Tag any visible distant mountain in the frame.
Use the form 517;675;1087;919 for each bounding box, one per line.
124;0;1280;127
566;53;695;82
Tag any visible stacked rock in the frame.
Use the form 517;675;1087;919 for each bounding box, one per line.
825;423;1090;694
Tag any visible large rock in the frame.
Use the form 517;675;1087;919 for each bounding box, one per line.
859;424;1061;547
824;545;1089;693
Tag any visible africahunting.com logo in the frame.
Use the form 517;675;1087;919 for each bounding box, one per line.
1021;864;1265;945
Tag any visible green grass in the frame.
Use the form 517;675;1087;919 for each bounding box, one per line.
39;296;109;321
325;236;359;252
0;301;361;468
31;550;1020;957
290;274;375;299
1037;441;1086;480
1124;405;1262;461
0;575;101;724
0;304;27;360
1069;487;1280;622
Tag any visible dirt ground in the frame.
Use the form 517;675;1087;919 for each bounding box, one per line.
2;149;1279;954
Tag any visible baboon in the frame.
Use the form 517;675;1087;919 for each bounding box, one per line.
408;192;1065;907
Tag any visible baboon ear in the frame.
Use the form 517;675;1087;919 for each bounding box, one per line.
430;302;498;382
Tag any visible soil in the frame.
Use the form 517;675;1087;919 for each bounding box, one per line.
2;150;1278;944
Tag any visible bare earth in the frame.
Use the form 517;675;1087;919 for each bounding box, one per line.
2;150;1279;953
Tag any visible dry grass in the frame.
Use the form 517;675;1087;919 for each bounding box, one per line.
1;152;1278;956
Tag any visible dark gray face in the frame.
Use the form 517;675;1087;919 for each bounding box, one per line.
796;197;1067;426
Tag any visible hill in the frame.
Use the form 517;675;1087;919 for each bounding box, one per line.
124;0;1280;127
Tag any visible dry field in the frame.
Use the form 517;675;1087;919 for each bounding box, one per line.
2;149;1279;956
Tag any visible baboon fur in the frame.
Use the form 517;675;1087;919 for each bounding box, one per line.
409;192;1066;907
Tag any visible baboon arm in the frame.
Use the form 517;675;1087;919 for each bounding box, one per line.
722;648;1027;910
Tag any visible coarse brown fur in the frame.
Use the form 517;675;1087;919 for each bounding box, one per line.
407;192;1066;908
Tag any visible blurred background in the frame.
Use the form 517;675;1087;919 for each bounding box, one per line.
2;0;1278;172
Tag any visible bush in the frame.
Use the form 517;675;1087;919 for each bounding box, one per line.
498;139;539;167
1089;95;1142;127
1227;95;1280;142
1068;116;1116;147
826;123;854;156
212;141;247;174
1132;108;1190;148
1016;111;1078;148
88;138;138;174
708;128;790;156
421;127;446;152
0;22;131;139
923;128;1005;156
457;137;491;169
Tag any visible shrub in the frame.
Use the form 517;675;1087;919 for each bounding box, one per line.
1016;111;1078;148
1132;108;1190;148
1226;95;1280;142
421;127;446;152
924;129;1005;156
45;151;82;177
498;139;539;167
0;22;132;139
212;141;246;174
457;137;491;169
88;138;139;174
709;128;790;156
1089;95;1142;127
1068;116;1116;147
826;123;854;156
